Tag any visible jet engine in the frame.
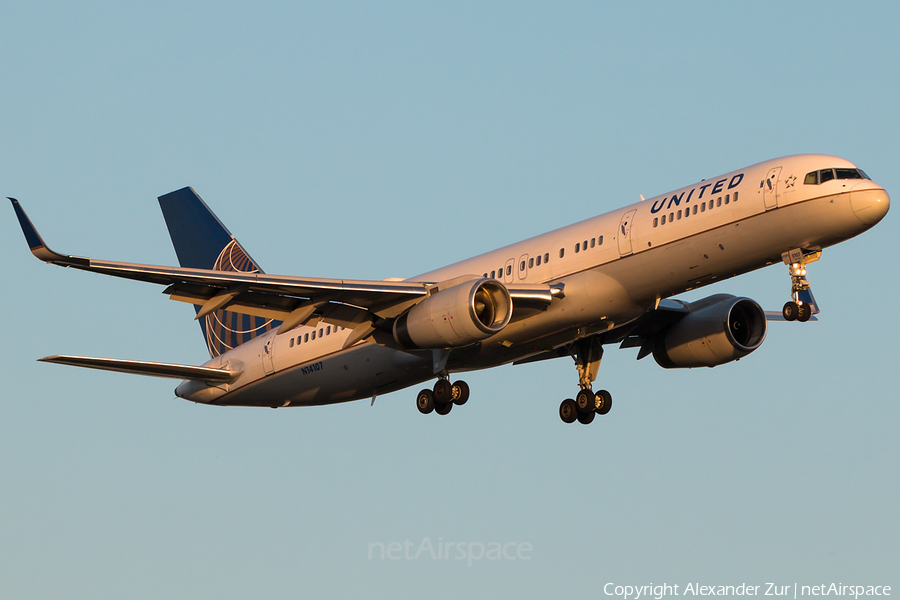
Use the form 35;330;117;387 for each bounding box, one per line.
653;295;767;368
393;278;512;349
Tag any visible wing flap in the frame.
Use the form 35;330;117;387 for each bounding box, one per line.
39;355;241;382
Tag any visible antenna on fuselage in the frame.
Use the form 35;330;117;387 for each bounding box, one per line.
639;194;645;202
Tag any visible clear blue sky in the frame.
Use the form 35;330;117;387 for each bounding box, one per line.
2;2;898;598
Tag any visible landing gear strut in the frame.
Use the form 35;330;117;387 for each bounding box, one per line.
559;336;613;425
416;376;470;416
781;248;820;322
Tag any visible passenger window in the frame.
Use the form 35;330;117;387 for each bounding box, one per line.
559;248;565;258
583;239;588;249
529;258;534;268
490;270;495;278
820;169;835;183
725;194;730;204
298;335;302;344
544;252;550;262
536;255;541;266
701;203;706;212
590;238;595;248
677;209;682;220
575;243;580;253
804;171;818;185
669;212;674;222
327;326;331;335
506;265;512;276
311;331;316;340
598;236;602;245
733;192;738;202
717;197;722;207
692;205;697;215
319;328;323;337
520;261;525;271
661;214;666;224
653;217;658;227
709;199;714;210
290;338;294;348
304;333;309;342
483;273;487;278
684;207;689;218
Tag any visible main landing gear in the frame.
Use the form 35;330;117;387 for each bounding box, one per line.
780;248;821;322
559;336;613;425
416;377;470;416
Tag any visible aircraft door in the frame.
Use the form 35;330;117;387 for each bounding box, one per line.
261;332;276;375
617;209;637;256
763;166;781;210
517;254;529;280
504;258;515;284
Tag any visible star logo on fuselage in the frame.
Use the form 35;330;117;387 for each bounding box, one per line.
785;174;797;188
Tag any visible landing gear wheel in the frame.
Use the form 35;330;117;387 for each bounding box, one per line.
595;390;612;415
451;381;470;405
435;401;453;415
559;399;578;424
433;379;453;404
575;389;595;413
782;249;820;325
416;389;435;414
782;301;799;321
577;410;595;425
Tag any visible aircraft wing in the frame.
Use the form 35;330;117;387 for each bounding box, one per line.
764;311;818;322
10;199;556;334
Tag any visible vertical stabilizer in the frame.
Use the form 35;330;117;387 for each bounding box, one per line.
158;187;280;358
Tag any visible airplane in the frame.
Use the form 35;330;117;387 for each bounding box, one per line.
10;154;890;424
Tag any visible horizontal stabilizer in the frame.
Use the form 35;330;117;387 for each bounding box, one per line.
39;355;241;382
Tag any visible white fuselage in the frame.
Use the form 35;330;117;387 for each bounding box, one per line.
175;154;889;407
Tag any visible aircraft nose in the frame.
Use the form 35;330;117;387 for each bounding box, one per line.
850;182;890;227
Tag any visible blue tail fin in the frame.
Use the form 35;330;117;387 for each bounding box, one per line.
158;187;280;358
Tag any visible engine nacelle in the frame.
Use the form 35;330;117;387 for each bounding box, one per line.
393;278;512;349
653;295;767;368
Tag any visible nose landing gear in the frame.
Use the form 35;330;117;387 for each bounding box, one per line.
780;248;821;322
559;337;613;425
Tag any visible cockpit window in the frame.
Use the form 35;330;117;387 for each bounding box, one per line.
835;168;864;180
804;167;869;184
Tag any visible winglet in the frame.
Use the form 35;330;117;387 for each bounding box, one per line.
9;197;50;251
797;288;820;315
8;198;88;265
